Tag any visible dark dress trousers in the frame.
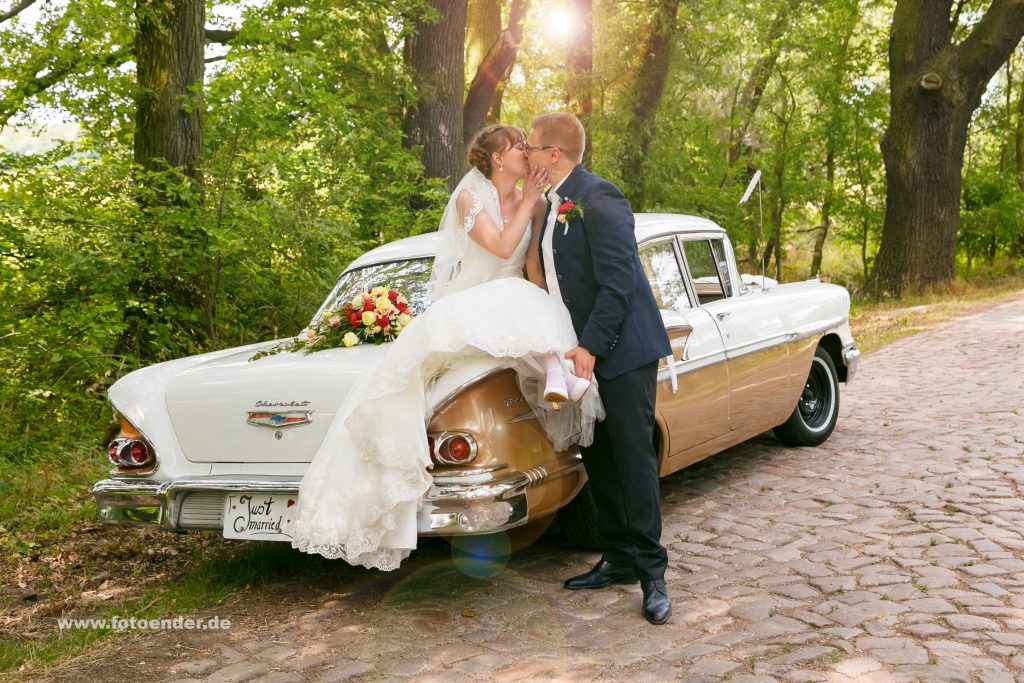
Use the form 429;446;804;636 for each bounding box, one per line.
538;164;672;579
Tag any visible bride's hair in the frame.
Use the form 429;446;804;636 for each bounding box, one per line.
467;125;526;177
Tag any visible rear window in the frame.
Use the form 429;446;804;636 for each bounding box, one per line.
313;258;434;322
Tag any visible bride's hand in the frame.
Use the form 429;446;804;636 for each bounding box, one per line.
522;166;548;204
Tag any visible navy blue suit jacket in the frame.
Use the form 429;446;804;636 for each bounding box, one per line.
539;165;671;380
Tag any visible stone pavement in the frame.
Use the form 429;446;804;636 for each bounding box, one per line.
66;297;1024;682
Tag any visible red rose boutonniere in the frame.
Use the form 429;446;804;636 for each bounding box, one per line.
556;199;584;235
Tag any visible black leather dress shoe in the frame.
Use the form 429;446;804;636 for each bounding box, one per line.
563;560;638;590
641;579;672;624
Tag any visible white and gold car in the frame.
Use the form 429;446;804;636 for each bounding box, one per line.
94;214;859;548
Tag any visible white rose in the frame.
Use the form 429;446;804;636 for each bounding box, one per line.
398;313;411;326
350;294;363;308
342;332;359;347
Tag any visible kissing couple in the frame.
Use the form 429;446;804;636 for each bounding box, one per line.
291;112;673;624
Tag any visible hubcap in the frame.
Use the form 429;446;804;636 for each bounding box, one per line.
798;359;833;428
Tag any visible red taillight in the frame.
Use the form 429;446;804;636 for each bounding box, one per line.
127;441;150;466
428;432;477;466
106;437;155;470
447;436;472;463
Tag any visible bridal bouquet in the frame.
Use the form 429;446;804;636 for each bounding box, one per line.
251;286;413;360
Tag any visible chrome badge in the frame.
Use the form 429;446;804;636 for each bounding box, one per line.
247;410;313;428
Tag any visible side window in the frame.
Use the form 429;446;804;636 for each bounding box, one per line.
639;240;691;312
682;239;728;304
709;239;733;297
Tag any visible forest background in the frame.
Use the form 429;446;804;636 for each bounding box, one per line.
2;0;1024;570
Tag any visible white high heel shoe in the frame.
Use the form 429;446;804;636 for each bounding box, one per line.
564;372;592;401
543;369;569;404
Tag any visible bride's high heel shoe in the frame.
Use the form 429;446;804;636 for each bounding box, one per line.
544;369;569;405
564;372;592;402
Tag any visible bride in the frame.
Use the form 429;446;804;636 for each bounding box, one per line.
290;125;603;570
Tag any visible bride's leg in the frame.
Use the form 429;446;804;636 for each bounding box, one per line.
535;354;568;403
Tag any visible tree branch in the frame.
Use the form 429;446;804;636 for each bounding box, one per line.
205;28;239;44
954;0;1024;88
0;0;36;24
0;45;132;128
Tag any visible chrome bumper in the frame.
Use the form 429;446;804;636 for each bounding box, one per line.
92;456;583;538
843;343;861;381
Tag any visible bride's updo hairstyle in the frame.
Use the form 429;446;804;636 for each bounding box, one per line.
467;125;526;177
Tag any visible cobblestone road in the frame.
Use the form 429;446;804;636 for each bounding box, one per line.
59;297;1024;682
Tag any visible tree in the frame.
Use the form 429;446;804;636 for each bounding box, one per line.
872;0;1024;295
617;0;681;210
403;0;468;192
567;0;593;165
463;0;529;147
134;0;205;185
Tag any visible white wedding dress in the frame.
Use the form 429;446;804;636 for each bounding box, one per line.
290;168;604;570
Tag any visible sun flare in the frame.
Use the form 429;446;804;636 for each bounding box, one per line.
544;6;579;42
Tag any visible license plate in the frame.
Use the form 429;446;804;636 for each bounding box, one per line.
223;493;297;541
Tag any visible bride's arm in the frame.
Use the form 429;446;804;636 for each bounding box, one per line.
525;199;547;290
466;166;547;260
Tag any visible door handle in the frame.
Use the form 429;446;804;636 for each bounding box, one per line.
716;312;730;321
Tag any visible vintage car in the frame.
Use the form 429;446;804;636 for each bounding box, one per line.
93;214;860;549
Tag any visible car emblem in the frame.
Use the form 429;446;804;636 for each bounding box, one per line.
247;411;313;428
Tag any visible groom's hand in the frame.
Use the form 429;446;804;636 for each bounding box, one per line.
565;346;595;381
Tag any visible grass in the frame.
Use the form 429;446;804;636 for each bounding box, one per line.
0;541;298;673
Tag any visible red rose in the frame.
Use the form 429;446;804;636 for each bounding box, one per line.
349;313;362;327
388;290;399;301
558;201;574;212
396;302;408;313
363;300;375;311
378;314;390;327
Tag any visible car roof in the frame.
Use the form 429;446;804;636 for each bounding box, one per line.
344;213;726;272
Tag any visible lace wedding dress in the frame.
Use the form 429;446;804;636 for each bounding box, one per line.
290;168;604;570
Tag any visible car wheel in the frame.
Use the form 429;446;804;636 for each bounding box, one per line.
773;345;840;447
557;481;603;550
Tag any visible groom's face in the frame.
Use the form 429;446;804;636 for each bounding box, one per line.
525;129;553;173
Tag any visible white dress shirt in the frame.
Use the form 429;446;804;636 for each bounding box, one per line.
541;177;568;302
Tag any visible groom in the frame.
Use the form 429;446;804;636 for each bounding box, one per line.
526;112;673;624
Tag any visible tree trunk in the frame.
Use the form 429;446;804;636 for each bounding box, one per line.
619;0;681;210
567;0;593;166
810;146;834;278
403;0;468;193
134;0;205;186
466;0;501;82
463;0;528;148
1017;64;1024;191
872;0;1024;295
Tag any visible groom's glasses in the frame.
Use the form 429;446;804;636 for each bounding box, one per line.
524;143;557;154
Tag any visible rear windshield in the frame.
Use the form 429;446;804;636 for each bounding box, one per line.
313;258;435;323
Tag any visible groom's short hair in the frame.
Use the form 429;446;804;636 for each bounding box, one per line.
531;112;585;164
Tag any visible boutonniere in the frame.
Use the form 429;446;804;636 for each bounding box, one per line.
557;200;583;235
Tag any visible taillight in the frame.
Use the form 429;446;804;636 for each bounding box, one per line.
106;437;156;470
428;432;478;466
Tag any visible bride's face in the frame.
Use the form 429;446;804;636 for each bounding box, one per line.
494;141;528;181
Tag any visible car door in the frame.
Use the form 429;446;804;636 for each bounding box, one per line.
638;237;730;465
679;236;791;432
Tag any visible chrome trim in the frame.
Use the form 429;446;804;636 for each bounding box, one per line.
428;367;506;415
788;317;847;341
843;344;861;381
506;409;539;424
92;454;585;536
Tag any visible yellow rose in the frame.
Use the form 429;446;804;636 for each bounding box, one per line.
557;214;567;223
342;332;359;347
361;311;377;326
375;296;390;310
370;286;386;297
